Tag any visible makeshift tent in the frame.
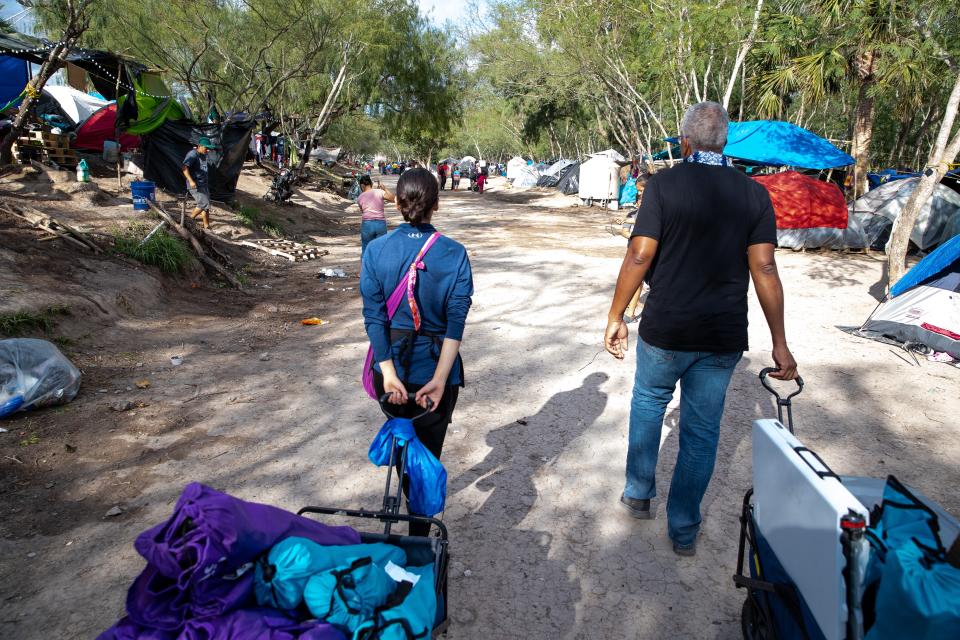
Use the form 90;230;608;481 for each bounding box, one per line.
118;71;187;135
74;103;140;152
0;32;145;101
41;86;109;125
868;169;920;190
555;161;581;195
860;235;960;358
536;159;574;187
143;120;254;201
457;156;476;172
754;171;866;249
513;165;540;188
579;153;625;201
0;55;29;107
724;121;854;170
506;156;526;181
850;178;960;251
591;148;627;163
309;146;341;162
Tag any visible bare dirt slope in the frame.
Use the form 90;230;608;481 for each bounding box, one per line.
1;173;957;639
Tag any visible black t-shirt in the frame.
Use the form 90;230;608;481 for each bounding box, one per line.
631;162;777;352
182;149;209;191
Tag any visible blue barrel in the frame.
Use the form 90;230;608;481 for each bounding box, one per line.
130;180;156;210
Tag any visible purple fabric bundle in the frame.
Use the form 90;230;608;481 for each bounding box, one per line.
99;483;360;639
101;610;345;640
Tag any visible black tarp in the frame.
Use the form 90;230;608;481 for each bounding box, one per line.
0;32;144;101
143;120;254;201
555;161;581;195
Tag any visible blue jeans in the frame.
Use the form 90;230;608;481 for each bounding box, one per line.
360;219;387;255
625;338;742;546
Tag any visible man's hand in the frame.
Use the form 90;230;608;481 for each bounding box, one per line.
604;319;629;359
769;344;798;380
189;180;197;190
415;378;445;411
381;371;408;405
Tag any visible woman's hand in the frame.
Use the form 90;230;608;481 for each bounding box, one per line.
381;368;408;405
415;378;445;411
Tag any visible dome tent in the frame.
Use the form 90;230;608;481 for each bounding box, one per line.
753;171;866;249
850;178;960;251
74;103;141;152
506;156;526;181
860;235;960;359
579;151;627;202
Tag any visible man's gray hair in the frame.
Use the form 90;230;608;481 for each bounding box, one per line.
681;101;729;152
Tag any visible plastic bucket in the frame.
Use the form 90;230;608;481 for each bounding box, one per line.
130;180;155;210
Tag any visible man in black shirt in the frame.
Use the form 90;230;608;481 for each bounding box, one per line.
604;101;797;557
182;136;218;229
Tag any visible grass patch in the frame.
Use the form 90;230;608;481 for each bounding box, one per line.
235;204;285;237
114;223;193;274
0;305;71;336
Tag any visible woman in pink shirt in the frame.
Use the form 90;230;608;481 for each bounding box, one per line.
357;175;396;255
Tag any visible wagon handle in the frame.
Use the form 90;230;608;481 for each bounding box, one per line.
759;367;804;433
379;394;435;421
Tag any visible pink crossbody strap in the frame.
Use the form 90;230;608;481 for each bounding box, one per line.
362;233;442;399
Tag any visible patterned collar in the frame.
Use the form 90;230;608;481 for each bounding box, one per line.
684;150;730;166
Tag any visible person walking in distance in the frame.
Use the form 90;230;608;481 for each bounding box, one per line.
181;136;218;229
357;175;396;257
437;161;448;190
604;101;798;557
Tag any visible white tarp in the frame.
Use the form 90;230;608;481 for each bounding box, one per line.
850;178;960;250
309;146;342;162
513;165;540;188
43;85;109;125
542;159;574;177
578;154;622;200
590;148;627;163
506;156;526;181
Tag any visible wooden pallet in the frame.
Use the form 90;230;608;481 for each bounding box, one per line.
13;131;77;167
239;238;329;262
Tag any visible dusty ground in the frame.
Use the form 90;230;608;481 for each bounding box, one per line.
1;171;958;639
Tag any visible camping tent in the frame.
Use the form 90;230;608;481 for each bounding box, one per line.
536;159;574;187
73;103;140;152
458;156;477;172
118;71;187;135
41;86;109;126
513;165;540;188
143;120;254;201
724;121;854;170
850;178;960;251
754;171;866;249
591;149;627;163
860;235;960;358
555;161;582;195
0;55;29;107
579;152;626;201
506;156;526;181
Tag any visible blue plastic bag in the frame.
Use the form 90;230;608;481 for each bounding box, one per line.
255;537;406;610
619;177;638;206
864;476;960;639
368;418;446;517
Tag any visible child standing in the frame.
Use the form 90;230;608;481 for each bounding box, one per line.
452;167;461;190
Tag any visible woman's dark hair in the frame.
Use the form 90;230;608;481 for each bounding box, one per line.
396;168;439;225
358;175;373;187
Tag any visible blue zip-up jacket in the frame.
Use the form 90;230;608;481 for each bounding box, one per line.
361;223;473;386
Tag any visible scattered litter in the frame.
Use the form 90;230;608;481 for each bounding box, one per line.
259;353;271;362
135;362;144;367
0;427;7;433
319;268;347;278
65;540;73;546
301;317;328;326
64;443;76;453
135;379;150;389
267;305;279;313
27;552;37;558
125;386;133;392
516;418;528;425
45;482;55;489
105;506;124;517
170;356;183;366
463;569;473;577
98;388;108;393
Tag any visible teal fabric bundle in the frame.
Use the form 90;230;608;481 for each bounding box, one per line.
303;558;397;634
255;538;405;610
355;564;436;640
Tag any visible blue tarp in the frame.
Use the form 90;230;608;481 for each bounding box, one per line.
890;234;960;297
662;121;853;169
0;55;29;107
724;121;854;169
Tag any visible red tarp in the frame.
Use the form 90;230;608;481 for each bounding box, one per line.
754;170;848;229
73;103;140;152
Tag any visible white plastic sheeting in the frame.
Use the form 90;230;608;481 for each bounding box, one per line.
578;154;623;200
513;165;540;188
42;85;109;125
506;156;527;181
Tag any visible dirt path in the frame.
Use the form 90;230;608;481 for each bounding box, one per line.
1;176;958;639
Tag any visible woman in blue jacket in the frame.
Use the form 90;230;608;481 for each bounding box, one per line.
361;168;474;535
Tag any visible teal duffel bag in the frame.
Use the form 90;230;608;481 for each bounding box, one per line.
352;564;437;640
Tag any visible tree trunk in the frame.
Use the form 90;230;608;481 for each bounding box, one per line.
723;0;764;110
849;49;877;200
887;70;960;286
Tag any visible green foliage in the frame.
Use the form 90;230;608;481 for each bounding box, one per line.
235;205;284;237
113;224;193;274
0;305;71;336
